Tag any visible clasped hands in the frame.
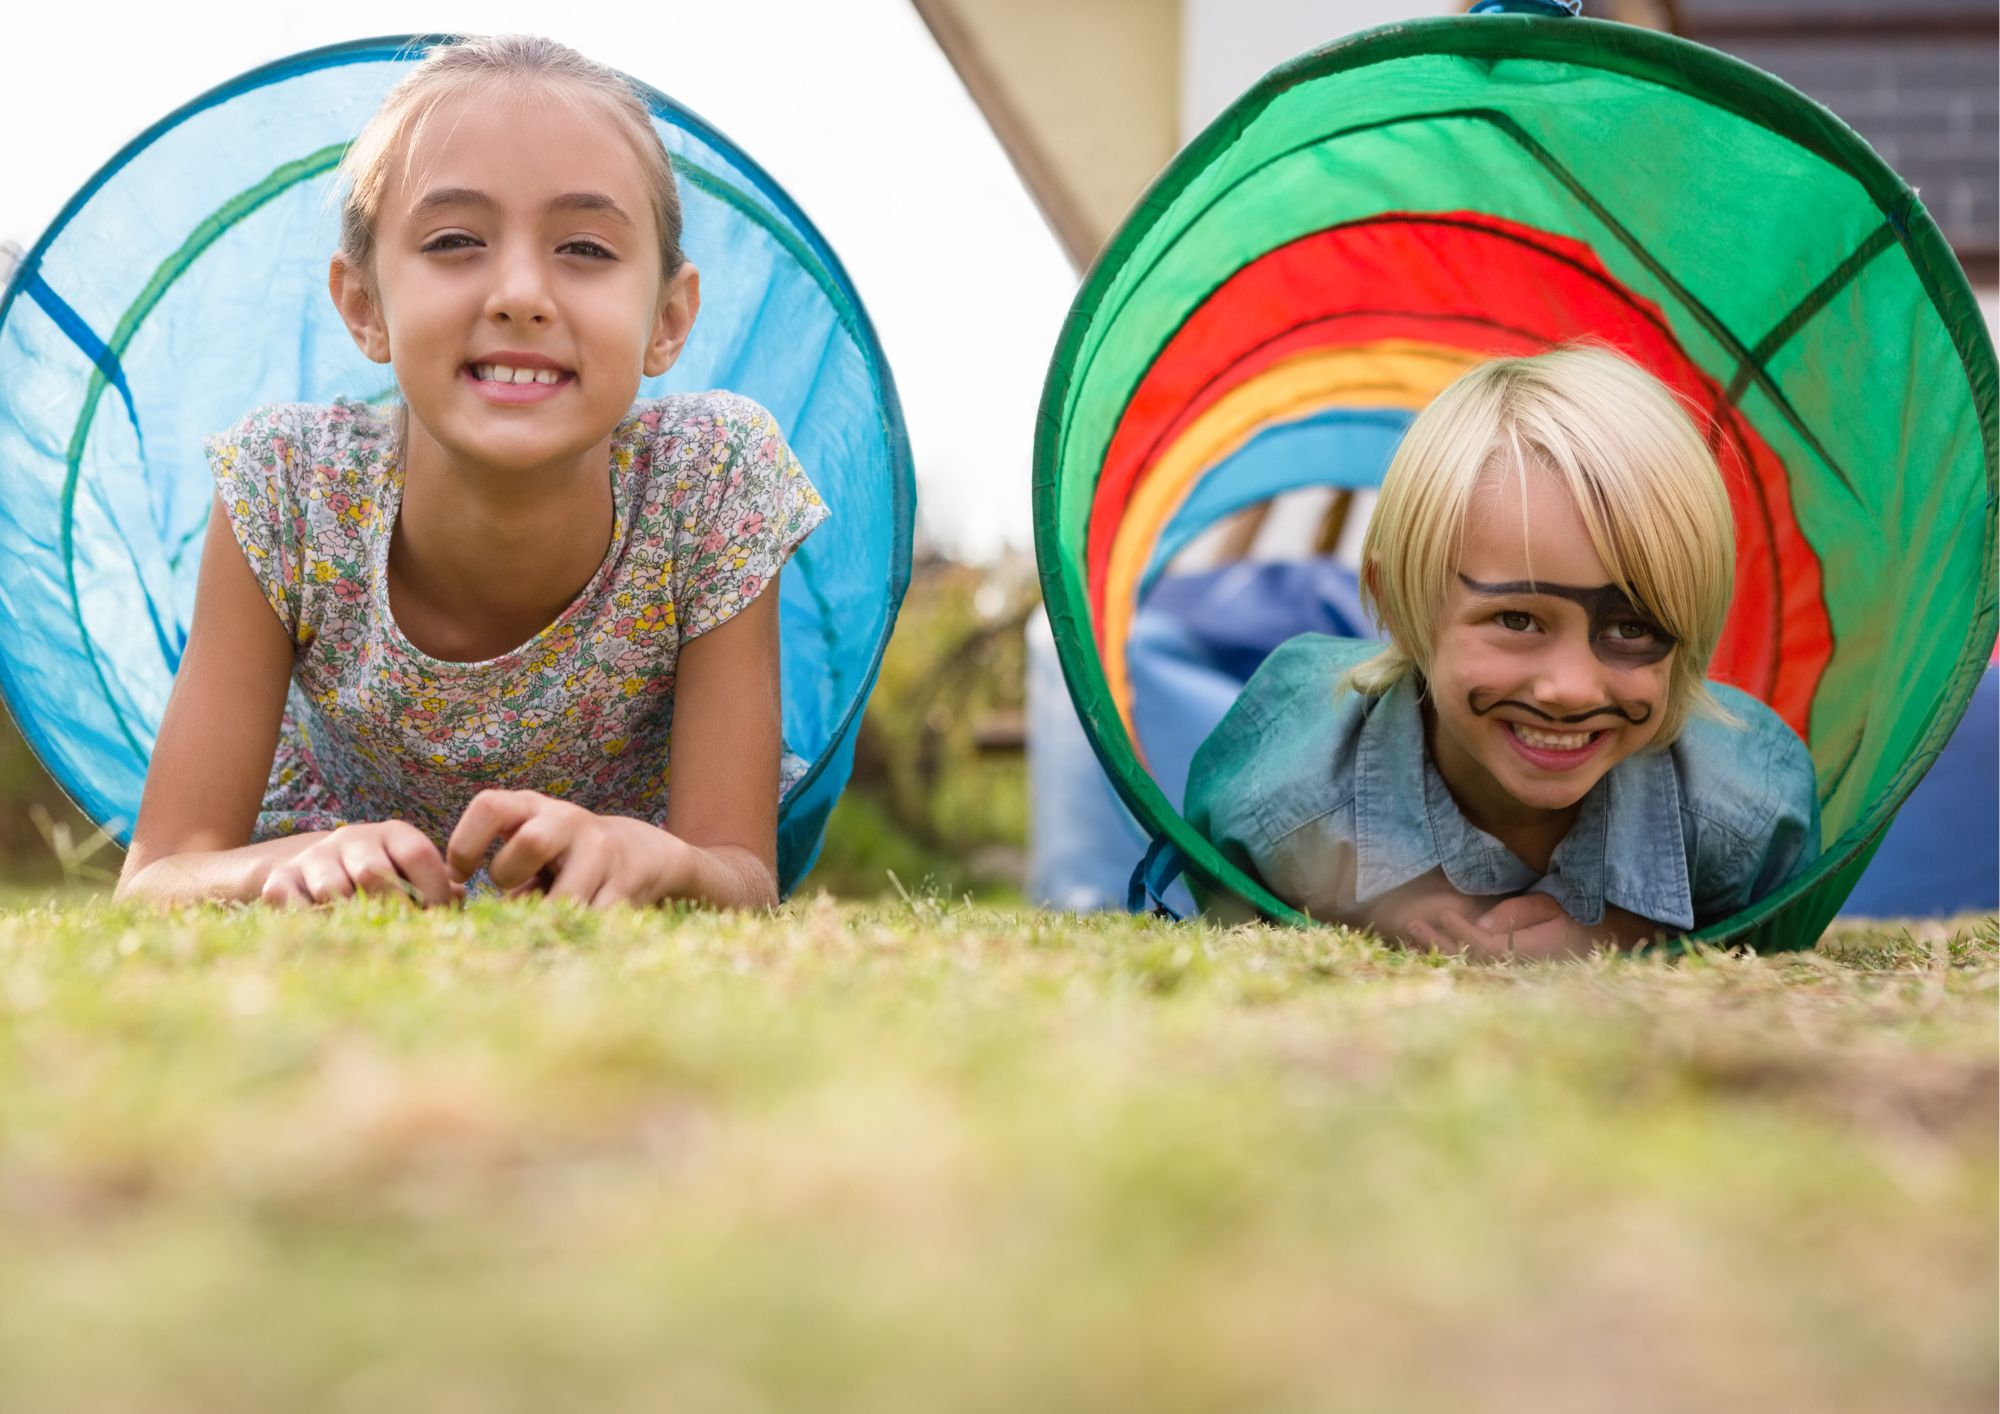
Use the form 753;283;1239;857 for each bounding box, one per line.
1368;871;1660;959
259;790;695;909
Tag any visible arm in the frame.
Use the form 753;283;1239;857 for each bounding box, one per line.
656;575;782;908
117;501;456;906
117;500;303;903
445;582;782;910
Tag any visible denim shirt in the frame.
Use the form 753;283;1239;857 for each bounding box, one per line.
1184;636;1820;931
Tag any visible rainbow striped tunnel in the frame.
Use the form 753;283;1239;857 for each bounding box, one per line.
1034;14;1996;950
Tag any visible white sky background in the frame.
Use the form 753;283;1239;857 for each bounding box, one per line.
0;0;1076;563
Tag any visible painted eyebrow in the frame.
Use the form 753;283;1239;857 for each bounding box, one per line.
409;188;635;228
1457;574;1648;615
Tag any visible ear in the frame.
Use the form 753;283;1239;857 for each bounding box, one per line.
329;254;391;364
643;262;701;379
1361;555;1382;604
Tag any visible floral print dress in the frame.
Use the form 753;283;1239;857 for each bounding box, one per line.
208;392;828;847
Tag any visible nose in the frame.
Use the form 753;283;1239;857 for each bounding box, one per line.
1529;637;1610;718
484;241;554;326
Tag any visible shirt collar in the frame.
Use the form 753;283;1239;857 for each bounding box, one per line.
1352;678;1695;930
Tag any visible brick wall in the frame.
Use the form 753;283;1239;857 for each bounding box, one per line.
1678;0;1998;282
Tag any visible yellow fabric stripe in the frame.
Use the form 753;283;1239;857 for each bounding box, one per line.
1102;340;1483;742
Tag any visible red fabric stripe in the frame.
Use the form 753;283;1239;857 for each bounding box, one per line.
1085;211;1829;729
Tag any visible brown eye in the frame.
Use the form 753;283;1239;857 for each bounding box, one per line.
1608;620;1657;642
1496;610;1534;632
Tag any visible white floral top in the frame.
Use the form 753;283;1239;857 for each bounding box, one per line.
207;392;828;846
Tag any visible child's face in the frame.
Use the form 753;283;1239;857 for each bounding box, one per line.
1421;461;1675;828
334;86;695;475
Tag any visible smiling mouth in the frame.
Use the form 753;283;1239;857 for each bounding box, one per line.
468;362;572;386
1507;721;1601;752
1499;720;1613;770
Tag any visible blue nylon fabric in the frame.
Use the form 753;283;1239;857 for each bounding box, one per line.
20;275;136;420
0;37;912;894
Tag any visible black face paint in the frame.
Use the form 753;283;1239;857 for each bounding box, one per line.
1456;574;1672;726
1466;688;1652;727
1457;574;1677;668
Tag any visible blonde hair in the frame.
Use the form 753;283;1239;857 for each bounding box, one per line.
1351;344;1736;745
335;34;684;282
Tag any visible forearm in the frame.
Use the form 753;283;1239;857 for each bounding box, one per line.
116;833;331;906
666;838;779;911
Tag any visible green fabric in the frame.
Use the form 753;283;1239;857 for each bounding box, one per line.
1033;14;1997;950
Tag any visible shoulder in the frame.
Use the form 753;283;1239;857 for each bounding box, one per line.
625;394;828;628
628;391;823;528
628;391;789;451
1186;634;1376;829
1186;635;1385;916
1671;683;1821;915
1671;684;1816;838
1230;634;1386;727
623;392;803;499
205;402;390;635
206;401;393;485
206;402;309;469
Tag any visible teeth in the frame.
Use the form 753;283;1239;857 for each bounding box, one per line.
1511;723;1592;752
474;363;564;384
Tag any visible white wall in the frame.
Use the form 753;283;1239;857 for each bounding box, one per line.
1180;0;1455;141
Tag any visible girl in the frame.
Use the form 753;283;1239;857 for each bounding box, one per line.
116;35;826;910
1184;346;1819;957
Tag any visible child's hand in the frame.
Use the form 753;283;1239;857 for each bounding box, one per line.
261;822;461;907
1406;892;1585;959
1405;894;1662;960
1361;868;1497;944
446;790;692;906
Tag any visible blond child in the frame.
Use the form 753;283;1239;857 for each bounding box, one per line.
118;36;826;909
1185;346;1818;956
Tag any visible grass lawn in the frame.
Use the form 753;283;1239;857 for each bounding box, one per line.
0;895;1992;1413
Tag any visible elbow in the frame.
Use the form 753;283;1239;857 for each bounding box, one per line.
112;853;149;903
663;839;778;912
743;864;780;912
737;854;781;912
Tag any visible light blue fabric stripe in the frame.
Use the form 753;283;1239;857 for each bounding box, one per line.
1142;407;1412;590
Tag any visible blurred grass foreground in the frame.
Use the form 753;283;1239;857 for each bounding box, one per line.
0;561;1995;1410
0;897;1992;1412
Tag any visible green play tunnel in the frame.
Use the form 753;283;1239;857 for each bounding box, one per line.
1033;14;1997;950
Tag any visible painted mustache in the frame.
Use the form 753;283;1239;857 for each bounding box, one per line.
1468;692;1653;726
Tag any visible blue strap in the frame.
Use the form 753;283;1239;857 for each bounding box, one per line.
23;273;134;405
1469;0;1581;15
22;272;142;436
1127;835;1189;921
